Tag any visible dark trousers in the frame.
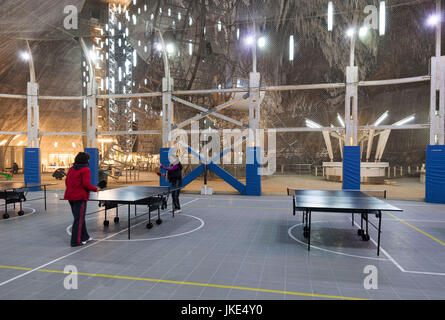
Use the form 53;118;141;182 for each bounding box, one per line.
69;200;89;246
171;179;182;210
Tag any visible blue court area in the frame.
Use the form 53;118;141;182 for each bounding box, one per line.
0;188;445;300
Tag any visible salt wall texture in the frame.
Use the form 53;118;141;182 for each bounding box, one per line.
0;0;437;165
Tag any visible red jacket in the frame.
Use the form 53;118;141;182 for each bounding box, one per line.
64;164;98;201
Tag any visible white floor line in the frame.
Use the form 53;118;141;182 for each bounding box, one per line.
66;198;202;241
0;198;200;287
194;197;289;202
0;207;36;222
351;219;445;277
99;214;204;242
401;269;445;276
287;222;389;261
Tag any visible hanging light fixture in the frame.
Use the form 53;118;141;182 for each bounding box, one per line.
379;1;386;35
337;114;345;127
328;2;334;31
188;40;193;56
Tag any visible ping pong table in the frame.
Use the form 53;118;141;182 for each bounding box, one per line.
0;182;55;219
287;189;403;256
88;185;181;239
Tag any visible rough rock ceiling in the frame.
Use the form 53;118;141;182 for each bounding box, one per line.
0;0;86;149
0;0;437;164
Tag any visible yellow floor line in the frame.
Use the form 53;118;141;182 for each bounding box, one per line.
386;212;445;247
0;266;31;271
0;265;366;300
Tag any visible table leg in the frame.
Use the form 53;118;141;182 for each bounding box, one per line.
156;206;162;225
366;214;369;237
44;185;47;211
3;191;8;219
308;210;312;251
292;197;296;216
377;210;382;256
127;204;131;240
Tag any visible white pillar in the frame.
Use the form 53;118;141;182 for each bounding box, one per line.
436;0;441;59
86;82;98;148
430;56;445;145
162;77;174;147
366;129;375;161
322;131;334;161
27;82;39;148
345;66;358;146
249;72;261;145
339;139;344;158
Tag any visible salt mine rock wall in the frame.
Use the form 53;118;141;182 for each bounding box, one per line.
0;0;438;166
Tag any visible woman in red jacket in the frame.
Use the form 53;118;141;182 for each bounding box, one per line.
64;152;98;247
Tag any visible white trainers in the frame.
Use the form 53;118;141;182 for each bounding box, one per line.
82;237;93;245
174;209;181;214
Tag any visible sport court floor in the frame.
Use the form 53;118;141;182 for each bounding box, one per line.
0;189;445;300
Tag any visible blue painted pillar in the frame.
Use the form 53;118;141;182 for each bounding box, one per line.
426;145;445;203
160;148;171;187
24;148;41;191
85;148;99;187
245;146;261;196
343;146;361;190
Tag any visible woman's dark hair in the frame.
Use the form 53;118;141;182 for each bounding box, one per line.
74;152;90;164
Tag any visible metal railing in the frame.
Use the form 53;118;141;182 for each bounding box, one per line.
276;164;313;176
